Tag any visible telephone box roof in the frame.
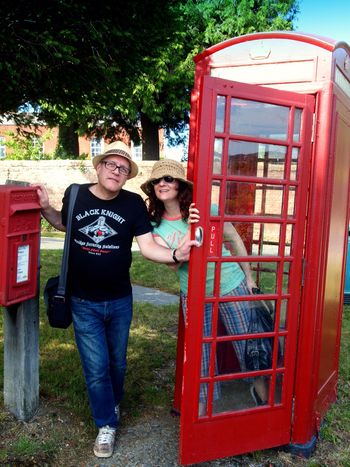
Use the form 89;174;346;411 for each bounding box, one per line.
194;30;349;63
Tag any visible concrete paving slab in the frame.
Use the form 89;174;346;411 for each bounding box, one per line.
132;284;178;306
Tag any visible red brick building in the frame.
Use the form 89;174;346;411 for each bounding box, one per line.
0;120;164;161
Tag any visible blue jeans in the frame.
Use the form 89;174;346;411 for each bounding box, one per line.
71;294;133;429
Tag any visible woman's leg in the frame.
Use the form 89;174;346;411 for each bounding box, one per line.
219;282;268;404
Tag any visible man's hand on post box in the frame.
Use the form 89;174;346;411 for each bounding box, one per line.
34;184;66;232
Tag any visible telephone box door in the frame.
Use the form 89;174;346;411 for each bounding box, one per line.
180;76;315;465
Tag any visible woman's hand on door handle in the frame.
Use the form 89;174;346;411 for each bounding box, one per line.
188;203;200;224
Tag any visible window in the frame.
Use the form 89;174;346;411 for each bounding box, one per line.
0;136;5;159
91;138;103;157
132;142;142;160
31;136;43;156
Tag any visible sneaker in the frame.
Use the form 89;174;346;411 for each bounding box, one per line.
250;385;267;406
115;404;120;423
93;425;116;458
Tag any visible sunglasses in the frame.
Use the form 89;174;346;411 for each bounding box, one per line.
150;175;175;186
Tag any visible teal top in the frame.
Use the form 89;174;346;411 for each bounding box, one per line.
152;214;245;295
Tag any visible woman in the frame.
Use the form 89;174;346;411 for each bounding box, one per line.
141;159;268;414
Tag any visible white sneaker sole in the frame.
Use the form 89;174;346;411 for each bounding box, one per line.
93;447;114;458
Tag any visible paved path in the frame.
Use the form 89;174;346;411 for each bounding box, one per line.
132;284;178;305
40;236;65;250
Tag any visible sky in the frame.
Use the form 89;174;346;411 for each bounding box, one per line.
164;0;350;160
295;0;350;45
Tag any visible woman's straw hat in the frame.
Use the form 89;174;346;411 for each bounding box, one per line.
141;159;192;195
92;141;138;179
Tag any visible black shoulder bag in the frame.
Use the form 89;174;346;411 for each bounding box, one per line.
245;287;277;371
44;184;79;329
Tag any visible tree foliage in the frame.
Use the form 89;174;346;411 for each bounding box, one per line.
4;130;54;160
71;0;300;158
0;0;299;159
0;0;181;113
134;0;299;150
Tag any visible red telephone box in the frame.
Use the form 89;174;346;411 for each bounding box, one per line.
0;185;41;306
175;32;350;465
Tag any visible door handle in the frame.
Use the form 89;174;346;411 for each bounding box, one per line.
195;226;204;246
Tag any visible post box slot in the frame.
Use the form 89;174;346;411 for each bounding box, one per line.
9;203;41;215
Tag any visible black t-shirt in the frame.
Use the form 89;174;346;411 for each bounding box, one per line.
62;183;152;301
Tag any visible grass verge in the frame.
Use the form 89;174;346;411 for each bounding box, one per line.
130;251;179;294
0;250;349;466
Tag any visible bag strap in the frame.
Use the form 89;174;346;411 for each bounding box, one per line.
57;184;79;295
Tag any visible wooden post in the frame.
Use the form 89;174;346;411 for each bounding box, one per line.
4;295;39;421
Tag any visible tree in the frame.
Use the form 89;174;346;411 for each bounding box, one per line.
69;0;300;159
0;0;183;156
4;130;54;160
128;0;300;159
0;0;299;159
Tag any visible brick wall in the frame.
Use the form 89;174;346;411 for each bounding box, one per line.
0;160;160;209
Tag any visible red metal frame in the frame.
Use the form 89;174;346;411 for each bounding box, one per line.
292;88;350;443
179;76;315;465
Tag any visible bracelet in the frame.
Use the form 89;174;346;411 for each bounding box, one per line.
172;249;180;264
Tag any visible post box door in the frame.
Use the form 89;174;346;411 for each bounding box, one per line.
180;76;315;465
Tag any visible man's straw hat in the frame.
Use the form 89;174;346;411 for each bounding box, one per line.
92;141;138;179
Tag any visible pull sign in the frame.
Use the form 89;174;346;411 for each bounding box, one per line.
209;222;219;256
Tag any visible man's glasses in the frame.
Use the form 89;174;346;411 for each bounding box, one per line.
151;175;175;186
102;160;131;176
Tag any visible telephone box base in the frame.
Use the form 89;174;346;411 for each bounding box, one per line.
285;435;317;458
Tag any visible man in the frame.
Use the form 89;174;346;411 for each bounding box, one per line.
37;141;197;458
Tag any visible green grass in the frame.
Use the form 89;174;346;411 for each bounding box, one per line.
4;435;57;458
0;250;349;465
130;251;180;294
41;218;63;235
319;306;350;446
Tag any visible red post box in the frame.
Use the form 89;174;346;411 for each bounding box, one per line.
0;185;41;306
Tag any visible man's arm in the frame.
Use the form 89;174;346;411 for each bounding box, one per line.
35;184;66;232
136;231;198;264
